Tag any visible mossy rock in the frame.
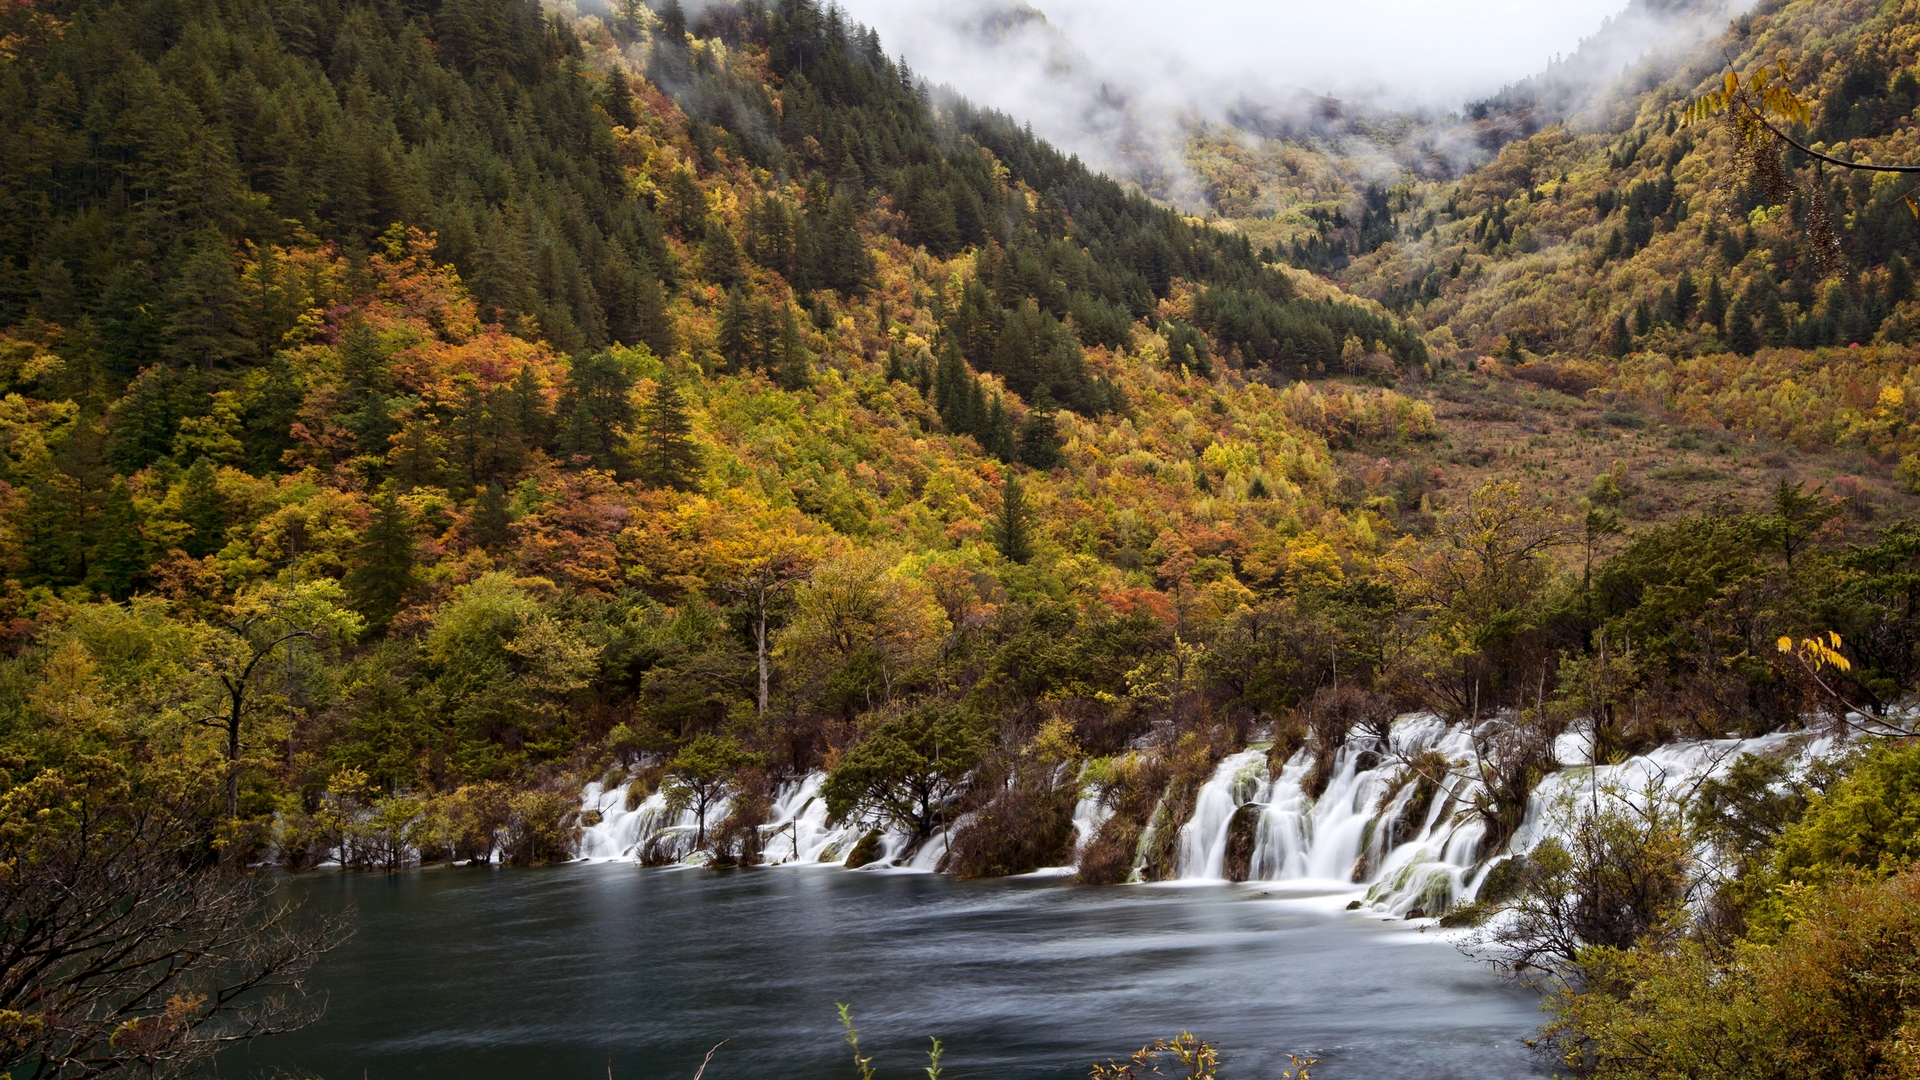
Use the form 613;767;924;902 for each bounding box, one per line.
1221;803;1262;882
843;829;883;869
1476;855;1530;906
1438;901;1493;928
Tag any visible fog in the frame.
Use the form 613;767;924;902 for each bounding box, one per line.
832;0;1747;202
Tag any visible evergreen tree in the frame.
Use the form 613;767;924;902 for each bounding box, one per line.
165;231;251;370
1017;391;1063;470
631;255;677;359
718;287;757;374
471;482;513;551
603;69;639;128
88;479;146;600
19;478;86;587
658;0;687;43
636;375;700;490
180;458;227;558
1674;269;1698;323
993;472;1034;565
1703;275;1728;333
699;220;744;288
555;352;637;472
1890;255;1914;304
1608;314;1631;358
1727;297;1760;356
501;364;554;453
346;483;417;634
983;394;1014;462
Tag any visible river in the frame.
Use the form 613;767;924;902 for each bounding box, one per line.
223;864;1549;1080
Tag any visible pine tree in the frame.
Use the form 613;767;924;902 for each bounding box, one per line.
18;478;86;587
556;352;636;471
471;482;513;551
1702;275;1728;334
993;472;1034;565
501;363;553;452
1890;255;1914;304
983;394;1014;462
1608;314;1631;358
88;479;146;600
718;287;757;374
658;0;687;43
1017;391;1062;470
1727;297;1760;356
631;255;676;359
636;375;700;490
603;68;638;128
699;220;744;288
1674;270;1697;323
181;457;227;558
347;483;417;634
165;230;251;370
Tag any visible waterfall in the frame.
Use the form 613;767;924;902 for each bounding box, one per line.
1162;715;1838;917
573;719;1840;912
575;772;924;869
1174;749;1270;879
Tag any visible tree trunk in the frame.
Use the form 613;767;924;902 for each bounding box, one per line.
756;591;769;716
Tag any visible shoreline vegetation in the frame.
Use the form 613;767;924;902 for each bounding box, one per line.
7;0;1920;1075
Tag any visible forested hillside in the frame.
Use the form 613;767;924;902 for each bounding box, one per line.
0;0;1437;869
13;0;1920;1073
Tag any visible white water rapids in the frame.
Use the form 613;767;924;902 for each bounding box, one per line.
575;715;1839;915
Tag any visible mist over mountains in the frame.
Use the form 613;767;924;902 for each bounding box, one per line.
838;0;1752;209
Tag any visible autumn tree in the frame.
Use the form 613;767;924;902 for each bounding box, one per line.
664;733;760;850
0;757;341;1078
197;581;362;822
822;703;992;841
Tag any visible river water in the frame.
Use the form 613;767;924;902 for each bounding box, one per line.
224;865;1549;1080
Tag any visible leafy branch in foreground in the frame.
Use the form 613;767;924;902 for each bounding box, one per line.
1684;60;1920;275
0;758;343;1080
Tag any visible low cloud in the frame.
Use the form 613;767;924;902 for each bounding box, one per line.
837;0;1750;208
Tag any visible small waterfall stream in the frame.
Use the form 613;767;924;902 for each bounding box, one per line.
575;716;1840;913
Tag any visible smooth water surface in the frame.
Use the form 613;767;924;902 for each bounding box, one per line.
221;865;1549;1080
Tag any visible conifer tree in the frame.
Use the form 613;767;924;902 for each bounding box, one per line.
501;364;554;452
631;256;676;359
1017;391;1063;470
983;394;1014;462
347;483;417;634
555;352;636;472
1608;314;1631;358
1703;275;1728;333
181;457;227;558
700;220;744;288
993;472;1034;565
636;375;700;490
1727;297;1760;356
18;479;85;587
88;479;146;600
658;0;687;43
165;231;251;370
471;483;513;551
603;68;638;129
718;287;756;374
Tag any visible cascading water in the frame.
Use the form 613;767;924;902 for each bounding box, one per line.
573;716;1844;913
575;772;942;869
